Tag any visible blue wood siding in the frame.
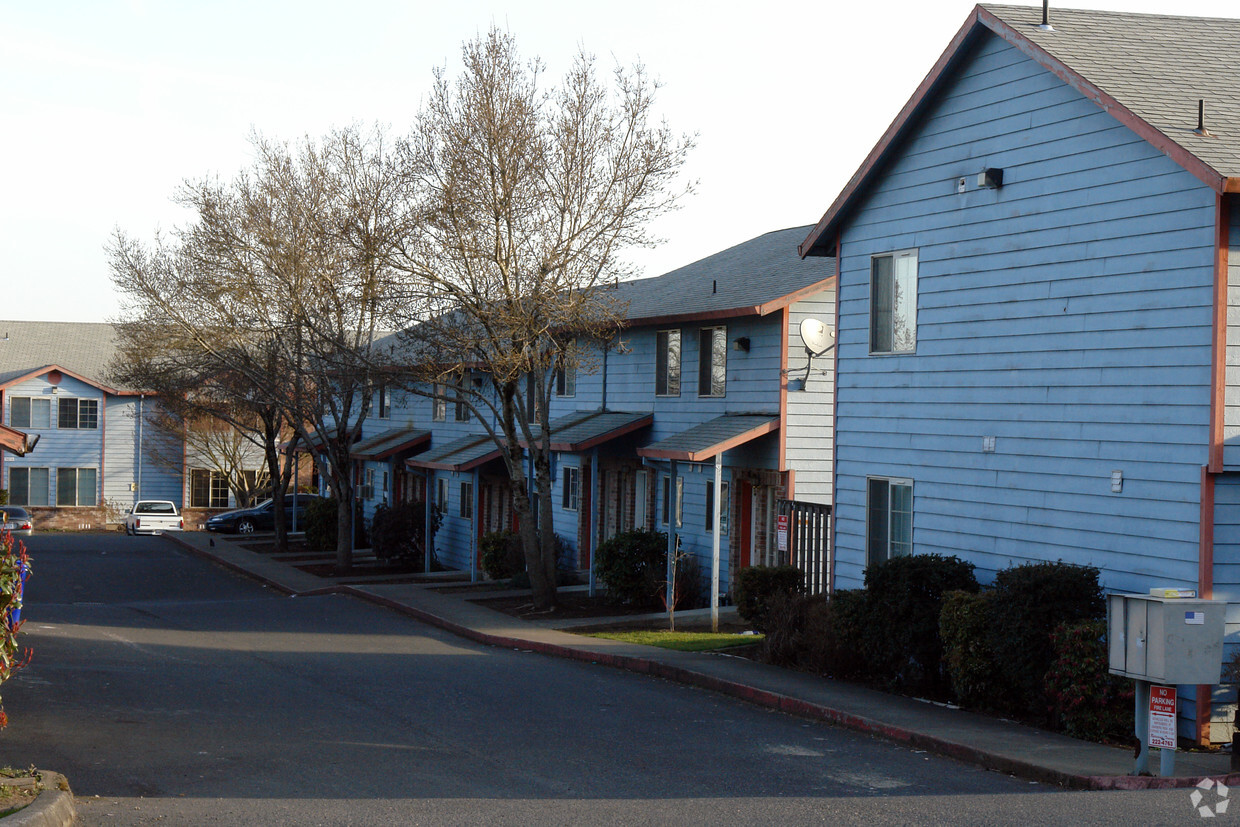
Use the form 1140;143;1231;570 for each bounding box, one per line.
831;33;1216;591
786;293;836;504
4;376;104;508
1225;196;1240;468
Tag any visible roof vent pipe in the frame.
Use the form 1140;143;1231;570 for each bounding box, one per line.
1195;99;1213;137
1038;0;1054;31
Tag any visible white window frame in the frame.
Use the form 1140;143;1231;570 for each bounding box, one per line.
866;476;913;567
190;468;230;508
57;397;99;430
705;481;730;533
9;397;51;429
697;326;727;398
460;481;473;520
869;249;918;355
562;466;581;512
376;385;391;419
433;384;447;422
656;329;681;397
56;467;98;507
8;467;50;506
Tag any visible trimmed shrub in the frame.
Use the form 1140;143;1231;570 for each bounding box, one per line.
1044;619;1133;743
481;530;524;581
734;565;805;632
862;554;979;694
940;589;1004;710
989;561;1104;714
369;502;427;562
594;529;667;606
304;498;367;552
304;497;338;552
761;591;817;666
803;589;869;679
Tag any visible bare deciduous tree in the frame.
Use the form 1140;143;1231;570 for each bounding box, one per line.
110;125;411;572
395;28;693;609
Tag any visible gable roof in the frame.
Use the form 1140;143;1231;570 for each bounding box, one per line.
0;321;132;393
801;3;1240;257
612;226;836;325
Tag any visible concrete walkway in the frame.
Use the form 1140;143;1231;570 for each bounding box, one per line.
169;530;1238;791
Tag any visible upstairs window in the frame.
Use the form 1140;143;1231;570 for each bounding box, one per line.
432;384;447;422
58;397;99;429
376;385;390;419
10;397;51;429
870;250;918;354
697;326;727;397
656;330;681;397
555;361;576;398
867;477;912;567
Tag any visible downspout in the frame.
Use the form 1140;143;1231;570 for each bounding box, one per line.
137;394;144;500
589;447;600;597
1199;193;1230;745
711;451;723;632
829;237;843;596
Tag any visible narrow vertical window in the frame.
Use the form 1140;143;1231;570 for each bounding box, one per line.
656;330;681;396
436;478;448;511
562;466;580;511
376;385;390;419
555;343;577;397
433;384;447;422
870;250;918;354
697;326;727;397
705;481;730;533
675;476;683;528
867;477;913;567
460;482;473;519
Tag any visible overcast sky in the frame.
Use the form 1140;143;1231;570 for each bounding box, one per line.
5;0;1237;322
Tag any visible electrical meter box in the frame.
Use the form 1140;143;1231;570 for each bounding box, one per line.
1107;593;1225;685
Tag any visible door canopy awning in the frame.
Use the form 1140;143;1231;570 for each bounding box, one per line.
636;414;778;462
521;410;653;453
349;427;432;461
0;424;37;456
405;434;503;473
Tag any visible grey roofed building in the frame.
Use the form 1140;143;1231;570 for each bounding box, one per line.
610;226;836;325
803;3;1240;258
0;321;126;390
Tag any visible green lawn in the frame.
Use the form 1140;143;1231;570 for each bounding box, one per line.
582;629;763;652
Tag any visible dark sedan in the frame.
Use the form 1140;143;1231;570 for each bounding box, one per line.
204;494;322;534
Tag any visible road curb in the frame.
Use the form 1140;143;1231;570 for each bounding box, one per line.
167;534;1240;793
7;771;76;827
344;585;1239;792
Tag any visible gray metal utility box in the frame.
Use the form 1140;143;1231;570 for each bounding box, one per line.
1107;593;1225;685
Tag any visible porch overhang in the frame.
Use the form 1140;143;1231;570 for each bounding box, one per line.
0;424;37;456
636;414;779;463
405;434;502;473
522;410;653;453
350;427;432;461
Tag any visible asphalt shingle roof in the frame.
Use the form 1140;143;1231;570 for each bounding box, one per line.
609;227;836;324
984;4;1240;178
0;321;123;389
350;427;432;461
406;433;502;472
636;414;779;462
533;410;653;453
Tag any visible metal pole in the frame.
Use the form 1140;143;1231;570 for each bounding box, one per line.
292;450;300;533
424;471;433;574
1134;680;1150;775
666;460;678;615
711;452;723;633
471;468;480;583
589;448;600;598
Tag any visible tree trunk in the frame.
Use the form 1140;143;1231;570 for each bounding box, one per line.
534;452;558;598
335;493;354;575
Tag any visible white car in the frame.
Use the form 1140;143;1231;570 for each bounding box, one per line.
124;501;184;535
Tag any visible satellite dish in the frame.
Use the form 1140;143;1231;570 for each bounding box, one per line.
799;318;835;357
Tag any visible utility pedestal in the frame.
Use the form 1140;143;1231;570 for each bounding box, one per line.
1108;592;1225;776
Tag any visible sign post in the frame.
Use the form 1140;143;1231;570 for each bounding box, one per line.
1148;684;1177;777
776;514;789;556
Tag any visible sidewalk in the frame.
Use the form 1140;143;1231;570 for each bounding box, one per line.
169;530;1238;791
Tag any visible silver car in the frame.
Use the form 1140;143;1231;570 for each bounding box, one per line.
1;507;33;536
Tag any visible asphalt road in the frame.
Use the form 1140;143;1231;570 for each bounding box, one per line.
0;533;1213;825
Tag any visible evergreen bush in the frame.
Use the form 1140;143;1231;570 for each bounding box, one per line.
733;565;805;632
1044;619;1133;742
369;501;427;562
481;530;524;580
594;529;668;607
